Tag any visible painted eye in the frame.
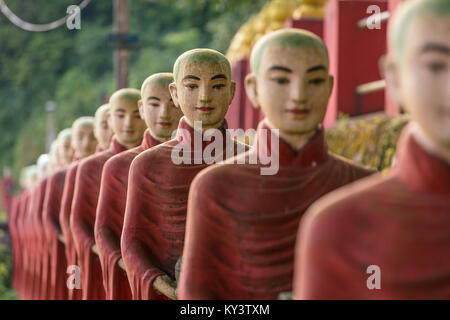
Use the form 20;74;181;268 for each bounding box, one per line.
185;84;198;90
428;62;446;73
309;78;325;85
150;103;159;107
271;77;290;85
213;84;226;90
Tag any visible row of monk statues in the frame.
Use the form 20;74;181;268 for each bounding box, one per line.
3;0;449;300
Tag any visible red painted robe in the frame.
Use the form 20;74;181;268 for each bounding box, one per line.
14;190;30;299
122;118;247;300
59;161;82;300
294;127;450;299
71;137;128;300
30;179;49;300
95;130;160;300
178;120;374;299
42;168;68;300
8;193;21;295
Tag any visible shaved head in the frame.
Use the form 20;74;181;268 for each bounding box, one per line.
173;48;231;84
72;116;94;130
140;73;174;97
95;104;110;122
109;88;141;106
250;28;329;76
390;0;450;64
57;128;72;144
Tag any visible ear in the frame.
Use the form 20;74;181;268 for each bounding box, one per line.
107;111;113;128
244;73;260;109
327;74;334;99
384;55;403;108
169;82;180;108
138;99;144;120
229;81;236;105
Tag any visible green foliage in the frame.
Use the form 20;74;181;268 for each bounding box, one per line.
0;0;265;180
326;113;410;172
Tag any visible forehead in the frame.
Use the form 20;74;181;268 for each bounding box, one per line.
404;14;450;56
178;61;229;80
259;45;328;74
142;82;170;97
74;124;93;134
111;97;139;111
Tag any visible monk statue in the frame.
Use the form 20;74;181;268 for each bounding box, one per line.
121;48;247;300
293;0;450;299
27;153;51;299
178;29;375;300
59;115;105;300
95;73;183;300
71;89;146;300
42;121;96;300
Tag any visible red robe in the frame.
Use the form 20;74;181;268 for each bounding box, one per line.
70;137;128;300
121;118;247;300
25;178;48;300
8;193;21;295
294;126;450;299
42;168;68;300
14;190;30;299
178;120;374;299
59;161;82;300
95;130;160;300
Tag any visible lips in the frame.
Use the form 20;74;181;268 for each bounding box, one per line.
286;109;310;115
125;130;135;134
158;122;172;127
196;107;214;112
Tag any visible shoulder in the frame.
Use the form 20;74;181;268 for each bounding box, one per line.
104;147;141;175
328;152;376;177
79;151;112;174
131;140;175;170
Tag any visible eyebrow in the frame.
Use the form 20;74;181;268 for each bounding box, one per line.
268;65;292;73
115;108;126;113
307;65;327;73
211;74;227;80
421;43;450;55
147;96;160;101
183;75;200;81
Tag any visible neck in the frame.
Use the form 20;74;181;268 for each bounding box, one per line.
148;128;170;143
410;122;450;165
184;116;224;133
264;118;319;151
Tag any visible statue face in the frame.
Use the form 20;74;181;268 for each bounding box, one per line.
94;111;113;150
58;138;74;166
109;98;146;147
170;62;235;128
140;83;183;139
388;15;450;148
246;45;333;135
72;125;97;159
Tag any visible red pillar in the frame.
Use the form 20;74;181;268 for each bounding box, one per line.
284;18;324;39
226;60;247;130
323;0;388;127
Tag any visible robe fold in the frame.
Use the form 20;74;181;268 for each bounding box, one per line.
14;190;30;299
8;194;20;294
59;161;82;300
122;117;247;300
42;168;68;300
27;179;48;300
294;126;450;299
95;130;160;300
71;137;128;300
178;120;374;299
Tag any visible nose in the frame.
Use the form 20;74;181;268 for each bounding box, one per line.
199;84;212;103
290;78;307;105
160;102;170;119
125;114;133;127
